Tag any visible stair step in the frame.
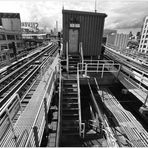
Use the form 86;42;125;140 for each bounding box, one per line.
63;84;77;88
62;127;79;133
62;115;79;120
62;113;79;116
63;91;77;95
62;120;79;127
69;71;77;74
69;55;80;58
63;80;77;84
69;67;77;70
63;93;77;98
62;101;78;105
63;98;78;103
62;131;79;136
62;103;78;108
62;110;79;116
62;107;79;110
69;61;79;64
62;109;78;114
63;88;78;92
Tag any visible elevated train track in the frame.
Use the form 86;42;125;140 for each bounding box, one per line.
0;42;58;109
104;45;148;73
0;42;53;79
104;45;148;93
0;42;59;146
1;49;148;147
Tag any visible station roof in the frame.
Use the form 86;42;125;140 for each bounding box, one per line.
62;9;107;17
0;13;20;19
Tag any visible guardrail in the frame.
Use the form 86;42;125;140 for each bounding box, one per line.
56;63;62;146
77;60;120;78
66;42;69;72
0;93;22;146
120;65;148;92
80;42;84;68
1;51;59;147
105;46;148;91
83;60;114;64
77;67;84;138
0;42;56;84
25;70;56;147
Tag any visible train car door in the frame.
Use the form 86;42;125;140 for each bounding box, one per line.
69;29;78;54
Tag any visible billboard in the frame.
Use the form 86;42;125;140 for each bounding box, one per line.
21;22;39;32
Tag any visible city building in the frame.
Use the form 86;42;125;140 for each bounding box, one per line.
103;29;117;45
0;13;24;67
103;29;129;51
114;33;129;51
138;16;148;53
21;22;46;51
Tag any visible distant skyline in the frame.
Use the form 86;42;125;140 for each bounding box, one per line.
0;0;147;33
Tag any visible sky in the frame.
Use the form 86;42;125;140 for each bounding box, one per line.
0;0;147;33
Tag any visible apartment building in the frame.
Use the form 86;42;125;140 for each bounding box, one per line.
114;33;129;51
0;13;24;67
138;16;148;53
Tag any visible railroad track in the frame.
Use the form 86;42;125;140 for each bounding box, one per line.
0;42;58;109
104;47;148;73
0;42;56;91
0;43;59;146
0;65;38;108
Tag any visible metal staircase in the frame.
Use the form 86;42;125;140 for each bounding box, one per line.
60;79;80;146
68;54;81;74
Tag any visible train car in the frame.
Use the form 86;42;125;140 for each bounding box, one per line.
62;9;107;59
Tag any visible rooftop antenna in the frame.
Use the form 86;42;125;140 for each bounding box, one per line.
62;0;64;10
95;0;97;13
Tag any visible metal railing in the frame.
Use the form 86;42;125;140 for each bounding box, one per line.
120;65;148;92
0;93;21;146
1;55;59;147
77;60;120;78
77;67;84;137
25;70;56;147
80;42;84;68
83;59;114;64
66;42;69;72
56;62;62;146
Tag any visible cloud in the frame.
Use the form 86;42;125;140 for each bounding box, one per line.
0;0;148;31
101;0;148;29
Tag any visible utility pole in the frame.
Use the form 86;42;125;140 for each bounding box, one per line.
95;0;97;13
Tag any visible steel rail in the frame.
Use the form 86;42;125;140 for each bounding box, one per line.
0;42;55;87
0;43;58;109
0;46;59;147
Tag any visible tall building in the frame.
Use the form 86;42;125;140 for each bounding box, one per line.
114;33;129;50
103;29;117;45
104;30;129;51
56;21;58;33
0;13;24;67
138;16;148;53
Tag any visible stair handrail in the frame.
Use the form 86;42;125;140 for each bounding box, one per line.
80;42;84;69
87;80;104;134
66;42;69;72
56;62;62;146
77;69;82;137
